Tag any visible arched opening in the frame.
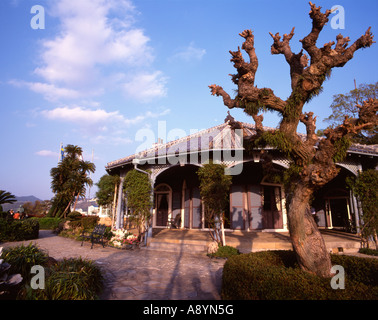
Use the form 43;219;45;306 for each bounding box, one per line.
226;161;287;231
154;164;201;229
261;177;284;230
154;183;172;227
312;167;357;232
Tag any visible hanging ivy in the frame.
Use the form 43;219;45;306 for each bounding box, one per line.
347;169;378;249
332;136;351;162
255;131;294;156
124;169;152;239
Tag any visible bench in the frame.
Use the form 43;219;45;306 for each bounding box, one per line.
80;224;107;249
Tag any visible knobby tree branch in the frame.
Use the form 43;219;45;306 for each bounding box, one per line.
210;1;375;159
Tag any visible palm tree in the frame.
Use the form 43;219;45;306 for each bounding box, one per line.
71;160;96;211
49;145;95;218
0;190;16;211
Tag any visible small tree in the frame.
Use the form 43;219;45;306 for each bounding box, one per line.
22;200;50;216
124;169;152;243
96;174;120;226
347;169;378;250
198;162;232;246
96;174;120;208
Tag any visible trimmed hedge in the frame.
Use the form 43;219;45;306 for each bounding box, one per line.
359;248;378;257
0;218;39;242
208;245;240;259
222;250;378;300
68;216;99;231
31;217;62;230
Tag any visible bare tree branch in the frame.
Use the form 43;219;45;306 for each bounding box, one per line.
209;29;286;126
209;84;237;109
300;2;332;64
323;98;378;143
329;27;375;68
300;111;318;145
269;27;309;89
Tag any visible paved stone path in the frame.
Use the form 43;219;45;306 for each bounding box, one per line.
1;231;226;300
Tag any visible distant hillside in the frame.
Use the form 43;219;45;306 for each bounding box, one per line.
1;195;42;212
15;195;41;202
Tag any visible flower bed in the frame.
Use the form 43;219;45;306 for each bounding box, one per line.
108;228;140;250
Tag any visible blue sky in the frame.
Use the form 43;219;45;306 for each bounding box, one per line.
0;0;377;200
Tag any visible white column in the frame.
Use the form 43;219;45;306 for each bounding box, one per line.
115;176;125;230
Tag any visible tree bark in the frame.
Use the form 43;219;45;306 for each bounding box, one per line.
287;181;332;277
62;196;74;218
221;215;226;246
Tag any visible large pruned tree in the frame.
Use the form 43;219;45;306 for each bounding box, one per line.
209;2;377;277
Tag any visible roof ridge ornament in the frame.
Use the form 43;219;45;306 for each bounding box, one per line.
224;111;235;123
224;111;243;130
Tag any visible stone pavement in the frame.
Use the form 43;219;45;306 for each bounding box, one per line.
1;229;367;300
1;230;226;300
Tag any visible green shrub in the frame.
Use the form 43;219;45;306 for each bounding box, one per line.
222;250;378;300
208;245;240;259
2;243;49;282
68;216;99;231
67;211;82;221
331;254;378;286
31;217;62;230
359;248;378;256
0;218;39;242
0;211;13;220
101;226;113;240
2;244;103;300
34;257;103;300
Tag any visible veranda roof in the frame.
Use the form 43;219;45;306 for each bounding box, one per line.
106;119;378;171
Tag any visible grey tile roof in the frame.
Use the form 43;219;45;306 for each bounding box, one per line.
106;121;378;170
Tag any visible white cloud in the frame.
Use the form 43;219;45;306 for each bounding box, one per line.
35;0;153;85
171;42;206;62
9;80;82;101
41;106;123;124
123;71;168;102
40;105;170;127
27;0;166;102
35;150;59;158
39;105;170;145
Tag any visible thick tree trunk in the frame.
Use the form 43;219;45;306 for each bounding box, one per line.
287;181;332;278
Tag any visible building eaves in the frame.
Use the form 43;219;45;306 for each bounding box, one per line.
105;121;378;171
